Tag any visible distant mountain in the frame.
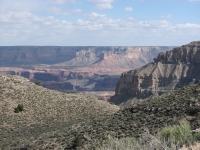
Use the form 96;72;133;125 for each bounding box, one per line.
0;46;77;65
110;41;200;105
0;46;173;92
54;46;174;70
0;46;173;68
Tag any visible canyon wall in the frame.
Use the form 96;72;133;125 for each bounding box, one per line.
0;46;173;92
0;46;173;68
0;46;79;65
110;41;200;105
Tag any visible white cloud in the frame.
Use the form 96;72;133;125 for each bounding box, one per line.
48;7;62;14
87;0;114;3
0;0;38;13
95;3;113;10
0;3;199;46
72;9;82;13
74;12;135;32
175;23;200;29
161;14;173;19
124;7;133;12
188;0;200;1
127;17;135;21
44;0;76;4
47;7;81;15
0;11;74;44
87;0;115;11
138;20;171;29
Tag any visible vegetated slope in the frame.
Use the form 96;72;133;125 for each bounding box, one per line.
111;41;200;105
0;74;119;148
6;82;200;149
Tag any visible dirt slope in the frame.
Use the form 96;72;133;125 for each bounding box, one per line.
0;74;119;148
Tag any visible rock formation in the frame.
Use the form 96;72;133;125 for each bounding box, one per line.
110;41;200;105
0;46;173;93
0;46;173;69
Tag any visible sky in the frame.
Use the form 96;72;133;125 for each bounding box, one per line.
0;0;200;46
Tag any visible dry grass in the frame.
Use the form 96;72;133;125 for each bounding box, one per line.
0;74;119;149
93;121;200;150
1;74;200;149
180;143;200;150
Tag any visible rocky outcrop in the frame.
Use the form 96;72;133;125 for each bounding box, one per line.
111;41;200;105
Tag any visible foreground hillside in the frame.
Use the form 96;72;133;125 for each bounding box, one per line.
2;77;200;149
0;74;119;149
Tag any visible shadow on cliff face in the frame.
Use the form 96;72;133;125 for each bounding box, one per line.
175;63;200;89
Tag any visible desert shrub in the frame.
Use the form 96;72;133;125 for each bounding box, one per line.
14;104;24;113
160;127;171;140
73;136;82;148
35;80;40;86
193;132;200;141
17;104;24;111
109;102;115;105
93;135;141;150
160;120;193;145
94;120;198;150
14;107;19;113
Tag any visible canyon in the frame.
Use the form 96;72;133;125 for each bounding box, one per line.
0;46;173;99
110;41;200;105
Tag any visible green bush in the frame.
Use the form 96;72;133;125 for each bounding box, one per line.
160;120;193;144
94;136;140;150
109;102;115;105
73;136;82;148
14;104;24;113
14;107;19;113
17;104;24;111
35;80;40;86
193;132;200;141
94;120;197;150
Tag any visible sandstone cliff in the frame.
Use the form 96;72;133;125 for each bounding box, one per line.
54;46;173;71
111;41;200;105
0;46;173;92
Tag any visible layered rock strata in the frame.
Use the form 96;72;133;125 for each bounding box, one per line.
111;41;200;105
0;46;173;92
